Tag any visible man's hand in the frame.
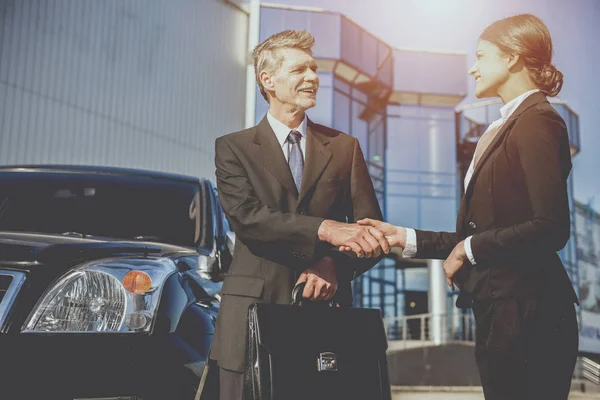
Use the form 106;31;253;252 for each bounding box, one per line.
356;218;407;248
337;219;406;257
443;240;467;290
318;220;390;258
295;256;338;301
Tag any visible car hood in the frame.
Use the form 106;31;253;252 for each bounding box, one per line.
0;231;196;267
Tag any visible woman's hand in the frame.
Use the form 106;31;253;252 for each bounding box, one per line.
338;218;407;253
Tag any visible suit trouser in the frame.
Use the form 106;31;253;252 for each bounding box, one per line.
220;367;244;400
472;296;578;400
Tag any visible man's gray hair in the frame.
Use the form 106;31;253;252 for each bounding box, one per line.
252;30;315;103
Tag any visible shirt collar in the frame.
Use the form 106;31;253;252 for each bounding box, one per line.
499;89;541;120
266;112;307;148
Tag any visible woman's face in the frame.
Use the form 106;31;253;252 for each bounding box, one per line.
468;40;511;98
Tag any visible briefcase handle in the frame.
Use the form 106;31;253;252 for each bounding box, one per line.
291;282;339;308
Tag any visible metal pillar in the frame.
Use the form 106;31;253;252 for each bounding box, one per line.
428;259;447;345
245;0;260;129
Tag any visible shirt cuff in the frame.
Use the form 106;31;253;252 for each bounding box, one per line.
464;235;477;265
402;228;417;258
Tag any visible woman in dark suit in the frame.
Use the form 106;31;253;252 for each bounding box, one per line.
346;14;579;400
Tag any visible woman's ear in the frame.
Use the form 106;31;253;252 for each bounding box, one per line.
507;53;521;70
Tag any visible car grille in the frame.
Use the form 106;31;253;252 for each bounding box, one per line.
0;270;27;332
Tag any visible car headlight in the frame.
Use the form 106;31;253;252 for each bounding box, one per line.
22;257;176;333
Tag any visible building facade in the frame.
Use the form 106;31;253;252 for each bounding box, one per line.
0;0;248;179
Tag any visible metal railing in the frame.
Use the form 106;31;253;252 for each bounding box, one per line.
384;312;476;344
575;357;600;385
385;314;600;390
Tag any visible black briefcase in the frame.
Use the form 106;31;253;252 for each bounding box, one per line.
243;283;392;400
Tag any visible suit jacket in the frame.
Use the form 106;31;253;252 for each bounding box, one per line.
211;116;383;372
414;92;578;306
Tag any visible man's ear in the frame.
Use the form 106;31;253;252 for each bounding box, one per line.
260;70;275;91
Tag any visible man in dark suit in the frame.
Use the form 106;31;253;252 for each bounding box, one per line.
210;29;388;400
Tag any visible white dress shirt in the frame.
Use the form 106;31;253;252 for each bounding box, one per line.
403;89;542;263
266;112;307;162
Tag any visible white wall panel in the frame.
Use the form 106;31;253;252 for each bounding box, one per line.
0;0;248;182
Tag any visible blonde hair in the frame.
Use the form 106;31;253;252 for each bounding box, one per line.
252;30;315;103
480;14;563;97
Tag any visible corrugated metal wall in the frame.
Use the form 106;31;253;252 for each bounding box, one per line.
0;0;248;181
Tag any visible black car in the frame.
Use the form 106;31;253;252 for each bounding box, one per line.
0;165;232;400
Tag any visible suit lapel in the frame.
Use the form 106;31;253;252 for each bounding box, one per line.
298;120;332;205
253;116;299;197
464;92;547;200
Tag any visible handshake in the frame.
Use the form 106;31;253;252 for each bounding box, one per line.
297;218;407;302
318;218;407;258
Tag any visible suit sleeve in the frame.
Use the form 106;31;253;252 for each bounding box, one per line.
413;229;458;260
215;136;324;264
469;110;572;264
331;138;385;279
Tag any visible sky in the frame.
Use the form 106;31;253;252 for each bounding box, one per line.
267;0;600;209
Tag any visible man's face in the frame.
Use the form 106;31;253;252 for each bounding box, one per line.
266;48;319;110
468;40;511;98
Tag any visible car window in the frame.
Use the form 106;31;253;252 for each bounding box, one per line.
0;171;206;248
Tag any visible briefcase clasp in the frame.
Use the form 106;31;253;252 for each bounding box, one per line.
317;352;338;372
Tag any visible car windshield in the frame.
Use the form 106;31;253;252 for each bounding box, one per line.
0;170;204;248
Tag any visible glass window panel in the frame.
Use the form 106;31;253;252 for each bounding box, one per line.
553;104;568;121
387;117;421;169
307;86;332;127
334;61;359;83
392;104;455;120
316;59;336;73
393;50;467;96
309;12;342;59
419;172;455;186
574;114;580;149
255;87;270;125
388;92;404;105
360;32;378;76
387;170;420;184
388;183;420;196
281;9;311;31
378;41;390;68
260;7;285;42
404;268;429;291
334;77;351;94
352;87;368;104
420;197;458;231
355;73;370;86
317;72;333;88
340;17;361;71
369;116;385;168
371;281;381;295
352;100;368;152
362;277;370;296
384;266;396;287
333;91;350;133
420;94;464;107
386;196;419;228
377;55;393;88
395;92;420;105
397;293;405;316
377;193;385;216
418;118;457;173
419;184;455;198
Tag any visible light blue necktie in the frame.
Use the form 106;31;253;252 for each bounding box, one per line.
287;130;304;192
